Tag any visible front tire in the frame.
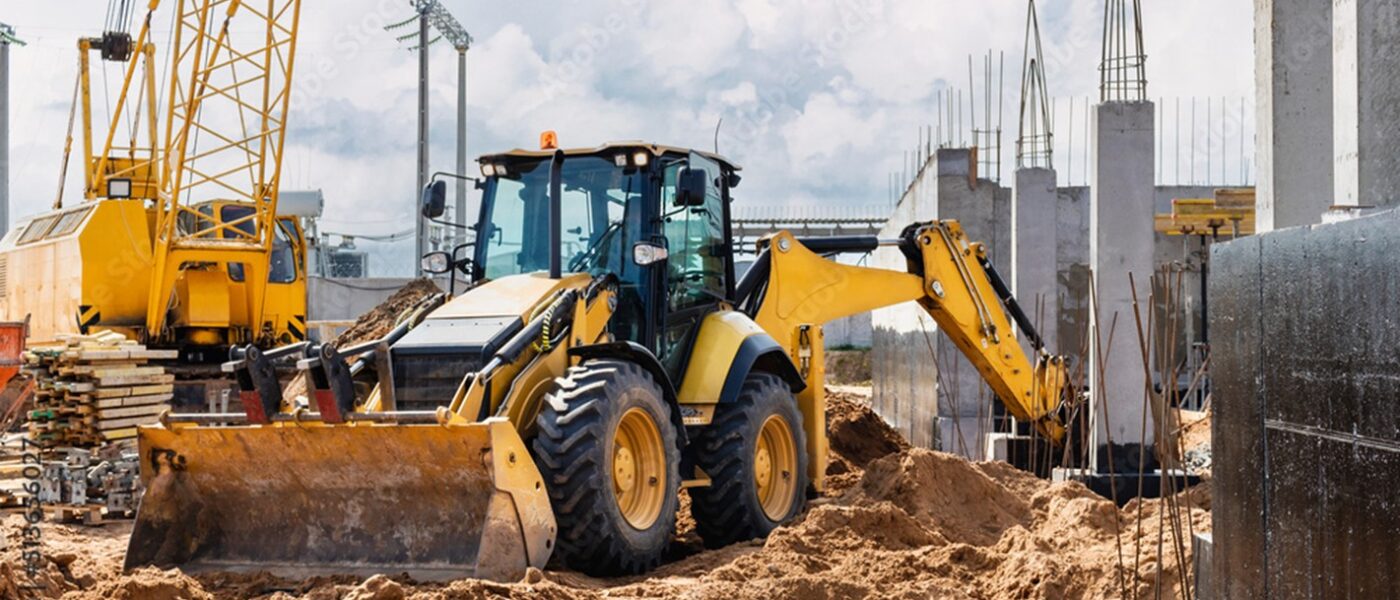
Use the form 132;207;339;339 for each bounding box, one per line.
690;372;809;549
532;359;680;575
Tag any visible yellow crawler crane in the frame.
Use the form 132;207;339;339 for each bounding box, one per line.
0;0;308;355
126;140;1071;580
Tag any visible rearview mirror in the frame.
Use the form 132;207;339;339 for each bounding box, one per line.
420;180;447;219
420;251;452;274
675;168;708;207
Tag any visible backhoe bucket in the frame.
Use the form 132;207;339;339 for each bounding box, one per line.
123;418;556;582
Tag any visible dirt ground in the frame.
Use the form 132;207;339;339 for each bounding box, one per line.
0;387;1209;600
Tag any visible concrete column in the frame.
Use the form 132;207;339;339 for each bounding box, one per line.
1255;0;1333;231
1089;101;1156;470
1333;0;1400;210
1012;167;1059;356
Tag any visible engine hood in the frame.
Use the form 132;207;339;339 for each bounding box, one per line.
429;272;593;321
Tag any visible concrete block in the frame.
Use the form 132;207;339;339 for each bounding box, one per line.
1256;0;1333;231
1210;208;1400;598
1089;101;1157;465
1333;0;1400;210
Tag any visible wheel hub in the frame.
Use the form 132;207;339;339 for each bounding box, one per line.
614;446;636;493
755;414;798;521
613;407;666;530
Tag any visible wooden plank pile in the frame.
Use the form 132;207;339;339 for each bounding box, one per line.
23;331;177;447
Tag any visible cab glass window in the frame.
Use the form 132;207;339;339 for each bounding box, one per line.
50;207;93;237
18;216;60;245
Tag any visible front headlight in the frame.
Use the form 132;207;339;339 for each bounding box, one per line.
632;242;669;266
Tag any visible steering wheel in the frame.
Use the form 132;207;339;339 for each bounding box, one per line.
568;221;624;273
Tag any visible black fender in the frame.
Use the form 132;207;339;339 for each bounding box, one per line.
568;341;688;447
719;333;806;404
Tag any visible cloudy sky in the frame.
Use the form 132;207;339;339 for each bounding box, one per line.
3;0;1253;275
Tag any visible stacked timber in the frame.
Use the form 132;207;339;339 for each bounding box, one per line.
23;331;176;447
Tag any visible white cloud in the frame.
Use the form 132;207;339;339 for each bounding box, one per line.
2;0;1256;274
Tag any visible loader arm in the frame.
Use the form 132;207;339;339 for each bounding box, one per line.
743;222;1067;443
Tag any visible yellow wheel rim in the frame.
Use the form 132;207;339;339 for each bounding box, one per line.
755;414;798;521
613;407;666;530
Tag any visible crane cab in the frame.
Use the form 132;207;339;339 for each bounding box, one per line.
0;198;307;353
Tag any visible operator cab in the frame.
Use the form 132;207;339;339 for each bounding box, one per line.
420;138;741;381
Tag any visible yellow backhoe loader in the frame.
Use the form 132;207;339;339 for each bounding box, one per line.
124;139;1072;580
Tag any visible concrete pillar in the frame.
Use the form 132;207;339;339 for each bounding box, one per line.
1089;101;1156;470
1333;0;1400;210
1255;0;1333;231
1012;167;1059;356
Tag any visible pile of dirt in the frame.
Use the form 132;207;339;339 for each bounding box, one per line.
281;279;441;403
333;278;443;346
824;387;909;493
0;385;1211;599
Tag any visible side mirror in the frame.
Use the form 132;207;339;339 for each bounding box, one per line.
420;251;452;274
675;168;708;207
420;180;447;219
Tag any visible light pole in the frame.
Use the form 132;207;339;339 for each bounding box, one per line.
0;24;22;238
392;1;471;276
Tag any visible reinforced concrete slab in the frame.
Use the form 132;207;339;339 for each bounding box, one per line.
1090;101;1157;466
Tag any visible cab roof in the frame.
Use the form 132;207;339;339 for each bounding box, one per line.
480;141;741;172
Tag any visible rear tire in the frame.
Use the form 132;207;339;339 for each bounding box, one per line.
532;359;680;575
690;372;809;549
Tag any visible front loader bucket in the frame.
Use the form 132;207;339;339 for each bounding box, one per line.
123;418;556;582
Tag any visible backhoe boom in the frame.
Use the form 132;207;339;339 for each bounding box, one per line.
743;221;1068;443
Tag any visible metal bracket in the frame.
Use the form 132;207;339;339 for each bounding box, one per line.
223;342;310;424
298;344;358;424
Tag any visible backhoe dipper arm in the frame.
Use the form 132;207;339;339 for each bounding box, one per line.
744;221;1067;442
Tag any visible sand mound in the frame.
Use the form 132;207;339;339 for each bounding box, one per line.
853;450;1035;546
826;389;908;468
0;385;1210;599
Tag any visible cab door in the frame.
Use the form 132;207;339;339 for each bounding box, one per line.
657;152;732;379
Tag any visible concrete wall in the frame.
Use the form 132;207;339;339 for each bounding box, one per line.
1090;101;1158;466
307;277;417;322
824;313;872;349
1210;208;1400;599
871;152;944;450
1056;186;1091;358
1255;0;1333;231
871;148;1009;456
1013;168;1060;359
